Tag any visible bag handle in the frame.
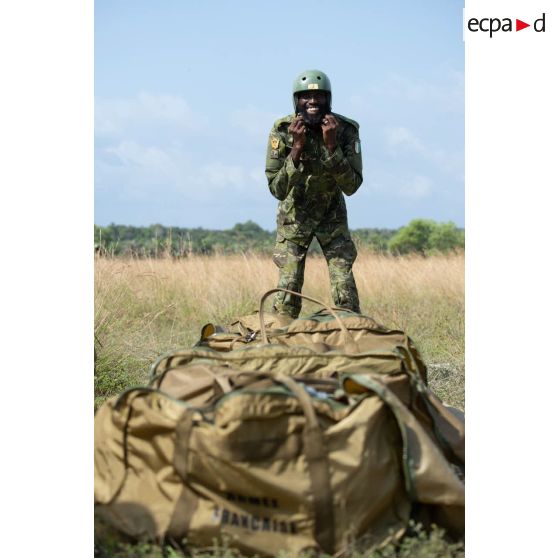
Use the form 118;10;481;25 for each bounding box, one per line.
258;288;359;353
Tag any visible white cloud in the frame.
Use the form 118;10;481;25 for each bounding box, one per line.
106;140;177;174
389;71;464;111
95;92;207;137
358;168;433;200
200;162;249;189
95;95;269;198
98;138;262;202
96;95;277;202
249;166;264;184
398;175;432;199
349;71;464;115
386;126;425;151
229;106;278;138
385;126;463;176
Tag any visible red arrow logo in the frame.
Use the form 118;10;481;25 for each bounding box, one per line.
516;19;530;31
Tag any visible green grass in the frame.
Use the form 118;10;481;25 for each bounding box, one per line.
94;524;464;558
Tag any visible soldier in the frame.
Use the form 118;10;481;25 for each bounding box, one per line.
265;69;363;318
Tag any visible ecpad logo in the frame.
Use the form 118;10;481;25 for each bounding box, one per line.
468;13;546;38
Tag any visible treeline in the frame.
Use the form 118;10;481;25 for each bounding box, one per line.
94;219;464;257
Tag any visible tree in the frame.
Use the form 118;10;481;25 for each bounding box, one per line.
428;222;464;253
388;219;464;255
231;220;265;236
388;219;436;254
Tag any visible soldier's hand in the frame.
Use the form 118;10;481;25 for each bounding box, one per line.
288;115;307;149
288;115;306;167
321;114;338;154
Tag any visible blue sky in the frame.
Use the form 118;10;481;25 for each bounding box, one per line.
95;0;464;230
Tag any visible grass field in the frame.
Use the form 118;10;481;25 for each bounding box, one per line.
95;250;464;409
94;250;465;557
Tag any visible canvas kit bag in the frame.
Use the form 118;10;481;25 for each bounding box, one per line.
94;290;464;555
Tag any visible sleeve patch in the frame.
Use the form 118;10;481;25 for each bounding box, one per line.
270;149;279;159
354;140;361;154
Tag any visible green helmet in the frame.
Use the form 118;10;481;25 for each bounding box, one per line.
292;69;332;112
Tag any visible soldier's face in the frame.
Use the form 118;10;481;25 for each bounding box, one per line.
296;90;329;126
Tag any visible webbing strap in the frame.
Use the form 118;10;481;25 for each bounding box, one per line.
168;409;200;539
167;485;199;541
275;373;335;553
304;424;335;553
173;410;196;482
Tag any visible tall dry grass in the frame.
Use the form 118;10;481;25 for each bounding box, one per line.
94;250;464;408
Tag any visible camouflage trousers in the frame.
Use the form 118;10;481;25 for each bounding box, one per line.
272;234;360;318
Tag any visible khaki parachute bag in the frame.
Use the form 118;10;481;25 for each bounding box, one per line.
197;289;426;362
94;290;464;555
193;289;463;466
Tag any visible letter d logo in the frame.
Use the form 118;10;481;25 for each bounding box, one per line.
534;13;546;32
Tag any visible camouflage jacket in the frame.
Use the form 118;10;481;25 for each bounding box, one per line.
265;113;363;246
